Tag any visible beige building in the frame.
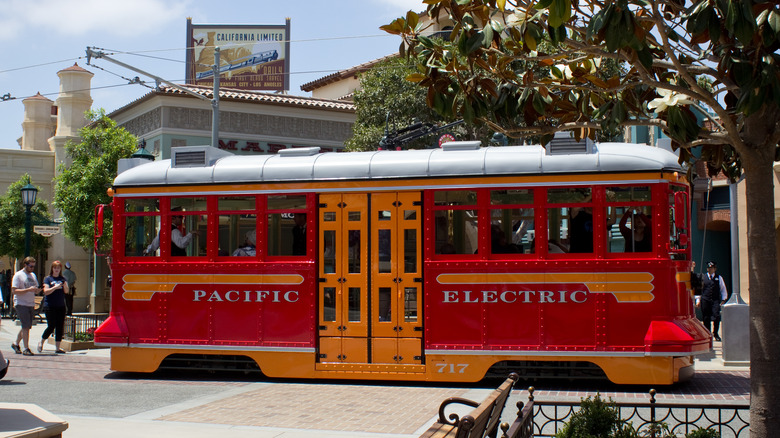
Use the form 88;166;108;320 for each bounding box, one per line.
0;63;96;312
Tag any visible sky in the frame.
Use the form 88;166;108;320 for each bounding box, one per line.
0;0;425;149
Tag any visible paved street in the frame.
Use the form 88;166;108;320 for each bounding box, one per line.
0;318;749;437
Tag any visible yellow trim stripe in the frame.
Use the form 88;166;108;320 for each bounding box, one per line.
121;273;304;301
436;272;655;303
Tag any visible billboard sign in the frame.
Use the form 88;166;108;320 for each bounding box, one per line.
186;18;290;92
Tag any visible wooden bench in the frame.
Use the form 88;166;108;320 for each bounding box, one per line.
10;296;45;322
33;295;45;321
499;387;535;438
419;372;519;438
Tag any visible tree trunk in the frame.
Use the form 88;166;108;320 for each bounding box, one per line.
742;146;780;438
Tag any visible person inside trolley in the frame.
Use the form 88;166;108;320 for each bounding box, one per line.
143;207;198;256
619;209;652;252
232;230;257;256
696;261;729;341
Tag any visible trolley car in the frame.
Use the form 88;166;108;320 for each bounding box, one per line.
94;136;711;384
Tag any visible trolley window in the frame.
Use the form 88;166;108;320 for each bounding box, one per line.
267;195;309;257
489;189;534;255
668;184;690;258
605;186;653;253
433;190;478;255
547;188;592;254
124;198;159;257
218;196;258;257
170;197;208;257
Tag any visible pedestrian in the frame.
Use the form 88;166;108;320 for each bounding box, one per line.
696;261;729;341
0;268;6;317
11;256;41;356
3;269;11;312
0;290;9;379
38;261;69;354
62;261;76;315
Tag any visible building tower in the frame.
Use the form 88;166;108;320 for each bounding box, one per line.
21;93;55;151
48;63;94;156
48;63;95;313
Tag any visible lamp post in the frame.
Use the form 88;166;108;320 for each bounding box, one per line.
20;181;38;258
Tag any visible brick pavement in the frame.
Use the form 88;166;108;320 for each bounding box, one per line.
159;383;467;434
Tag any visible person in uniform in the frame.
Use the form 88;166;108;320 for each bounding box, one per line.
144;208;197;256
696;261;728;341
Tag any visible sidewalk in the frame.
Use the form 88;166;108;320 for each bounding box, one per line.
0;318;749;438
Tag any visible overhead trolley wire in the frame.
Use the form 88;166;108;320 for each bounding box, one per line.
0;32;406;104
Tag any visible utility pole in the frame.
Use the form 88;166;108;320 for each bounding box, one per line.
86;47;222;148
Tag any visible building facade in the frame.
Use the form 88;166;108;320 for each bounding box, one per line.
0;64;95;312
109;85;355;160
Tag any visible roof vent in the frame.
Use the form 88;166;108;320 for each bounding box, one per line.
546;132;594;155
441;141;481;151
172;145;234;168
278;147;321;157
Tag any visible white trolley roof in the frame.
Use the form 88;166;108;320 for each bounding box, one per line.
113;140;683;188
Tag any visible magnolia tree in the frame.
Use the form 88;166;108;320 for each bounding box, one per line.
54;109;137;252
383;0;780;434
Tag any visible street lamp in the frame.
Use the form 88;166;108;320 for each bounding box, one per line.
20;181;38;258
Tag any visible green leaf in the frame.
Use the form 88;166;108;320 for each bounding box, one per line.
418;34;435;49
636;46;653;70
406;10;419;30
465;31;485;54
708;9;722;43
457;30;469;55
550;65;564;79
769;10;780;34
547;0;571;29
549;22;567;44
483;24;494;47
731;61;754;86
534;0;554;9
406;73;427;83
587;5;611;41
463;99;476;123
532;91;547;114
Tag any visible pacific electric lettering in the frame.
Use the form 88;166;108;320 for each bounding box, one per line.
442;290;587;304
194;290;299;303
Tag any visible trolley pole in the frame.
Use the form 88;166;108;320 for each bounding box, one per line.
211;47;220;149
86;46;222;149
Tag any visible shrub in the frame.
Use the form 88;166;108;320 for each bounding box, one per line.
555;394;638;438
685;428;720;438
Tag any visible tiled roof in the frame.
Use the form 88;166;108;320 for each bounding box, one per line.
23;92;52;102
300;54;398;92
59;62;92;75
109;84;355;117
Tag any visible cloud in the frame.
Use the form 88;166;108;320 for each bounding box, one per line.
0;0;190;40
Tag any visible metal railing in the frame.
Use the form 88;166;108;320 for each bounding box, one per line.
528;388;750;438
64;313;108;341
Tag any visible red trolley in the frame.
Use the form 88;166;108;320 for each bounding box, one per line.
95;138;710;384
